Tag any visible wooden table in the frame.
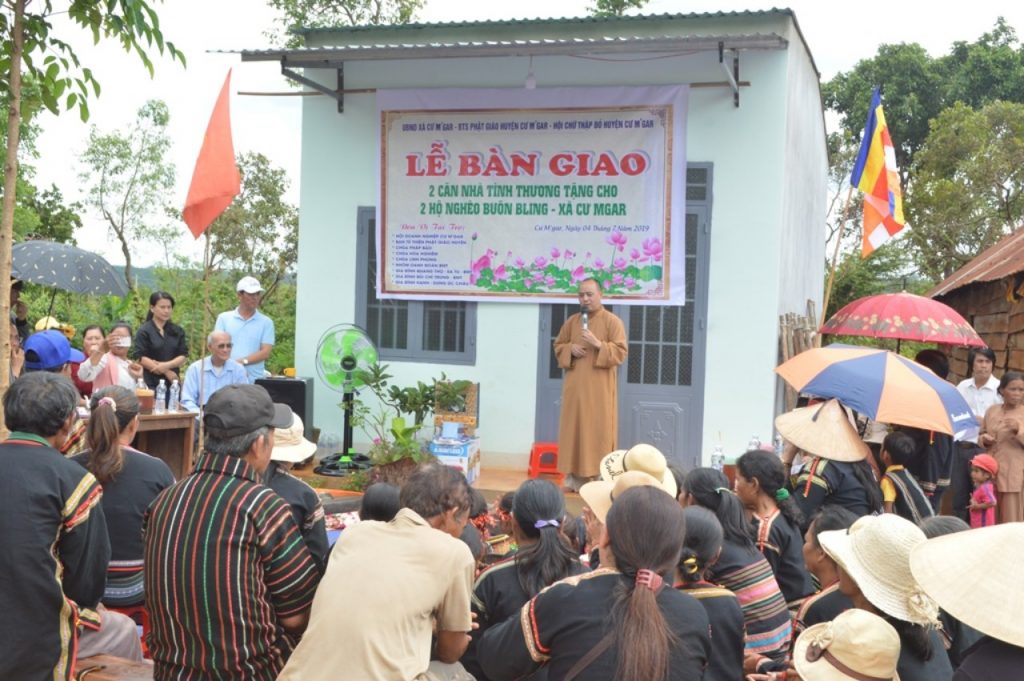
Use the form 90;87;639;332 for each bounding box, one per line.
134;411;195;480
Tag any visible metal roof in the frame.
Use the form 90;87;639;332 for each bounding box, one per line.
238;33;788;64
290;9;793;36
929;228;1024;298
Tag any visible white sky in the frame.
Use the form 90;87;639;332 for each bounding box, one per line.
31;0;1024;267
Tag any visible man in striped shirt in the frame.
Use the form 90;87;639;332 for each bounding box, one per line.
144;384;320;680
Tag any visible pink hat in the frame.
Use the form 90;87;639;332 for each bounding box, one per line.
971;453;998;477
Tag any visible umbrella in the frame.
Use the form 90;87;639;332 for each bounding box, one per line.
820;292;985;348
12;241;128;297
775;344;977;438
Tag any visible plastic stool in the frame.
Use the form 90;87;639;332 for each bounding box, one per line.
109;604;150;659
528;442;563;484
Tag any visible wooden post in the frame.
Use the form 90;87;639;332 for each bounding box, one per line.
820;185;857;341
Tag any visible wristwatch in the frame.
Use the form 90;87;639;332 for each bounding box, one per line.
242;358;249;366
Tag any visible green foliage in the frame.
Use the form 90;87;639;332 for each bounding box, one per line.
78;99;176;290
0;0;185;122
266;0;424;48
905;100;1024;281
18;184;82;243
589;0;650;17
204;152;298;298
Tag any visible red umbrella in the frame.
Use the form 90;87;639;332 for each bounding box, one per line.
820;292;985;347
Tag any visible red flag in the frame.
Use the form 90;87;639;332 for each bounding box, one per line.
183;70;241;238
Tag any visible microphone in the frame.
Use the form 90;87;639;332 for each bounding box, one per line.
581;307;589;330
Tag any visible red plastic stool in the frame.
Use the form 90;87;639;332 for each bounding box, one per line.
109;604;150;659
528;442;563;484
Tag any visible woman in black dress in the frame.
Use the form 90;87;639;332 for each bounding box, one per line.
133;291;188;391
479;486;710;681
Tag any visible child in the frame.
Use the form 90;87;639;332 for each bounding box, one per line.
735;450;815;606
969;453;998;528
879;431;934;524
677;506;745;681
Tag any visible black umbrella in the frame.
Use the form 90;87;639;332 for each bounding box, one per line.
12;241;128;297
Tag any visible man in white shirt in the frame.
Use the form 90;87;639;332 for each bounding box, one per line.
953;346;1001;520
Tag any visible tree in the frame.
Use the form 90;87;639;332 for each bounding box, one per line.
204;152;298;299
941;18;1024;109
17;184;82;242
590;0;650;17
267;0;423;47
78;99;176;291
0;0;183;410
905;100;1024;281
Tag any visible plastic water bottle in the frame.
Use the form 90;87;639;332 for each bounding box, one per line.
168;379;180;412
154;379;167;414
710;444;725;472
747;434;761;451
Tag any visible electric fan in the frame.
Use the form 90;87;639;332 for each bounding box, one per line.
313;324;378;476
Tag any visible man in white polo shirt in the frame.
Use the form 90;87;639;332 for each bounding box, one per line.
214;276;275;382
954;346;1001;520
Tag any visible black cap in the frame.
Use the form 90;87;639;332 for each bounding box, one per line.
204;384;293;437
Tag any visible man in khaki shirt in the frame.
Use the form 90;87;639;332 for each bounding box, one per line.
279;463;475;681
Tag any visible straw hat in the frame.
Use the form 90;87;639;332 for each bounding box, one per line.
818;514;938;626
271;413;317;463
793;609;901;681
598;443;678;498
910;524;1024;647
580;470;666;523
774;400;869;463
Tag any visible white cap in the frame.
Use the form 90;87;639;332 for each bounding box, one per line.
236;276;264;294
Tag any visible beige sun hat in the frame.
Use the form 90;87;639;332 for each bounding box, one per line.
598;443;678;498
271;413;317;463
793;609;901;681
774;400;869;463
580;470;666;523
818;514;938;626
910;523;1024;647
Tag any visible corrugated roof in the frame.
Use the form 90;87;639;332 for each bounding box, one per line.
237;33;788;63
929;228;1024;298
292;9;792;36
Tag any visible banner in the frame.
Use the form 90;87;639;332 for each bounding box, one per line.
377;86;687;305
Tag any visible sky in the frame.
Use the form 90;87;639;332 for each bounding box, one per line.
31;0;1024;267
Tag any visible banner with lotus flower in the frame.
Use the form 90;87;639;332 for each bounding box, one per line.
376;86;687;305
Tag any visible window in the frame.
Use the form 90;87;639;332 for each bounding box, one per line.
355;207;477;364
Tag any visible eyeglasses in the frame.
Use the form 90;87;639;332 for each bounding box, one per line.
215;343;234;349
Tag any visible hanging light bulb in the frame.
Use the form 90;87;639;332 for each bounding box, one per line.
525;55;536;90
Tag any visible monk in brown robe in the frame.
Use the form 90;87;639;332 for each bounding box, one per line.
554;277;627;489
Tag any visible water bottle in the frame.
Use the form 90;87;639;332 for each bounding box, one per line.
154;379;167;414
168;379;180;412
774;434;785;458
710;444;725;472
747;434;761;451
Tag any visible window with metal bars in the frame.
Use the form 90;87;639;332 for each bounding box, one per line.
355;207;477;364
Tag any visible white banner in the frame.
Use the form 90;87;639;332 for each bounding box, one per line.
377;86;688;305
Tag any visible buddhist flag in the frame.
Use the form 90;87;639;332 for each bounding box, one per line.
183;70;241;239
850;87;905;257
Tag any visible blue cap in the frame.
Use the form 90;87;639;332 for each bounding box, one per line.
23;329;86;370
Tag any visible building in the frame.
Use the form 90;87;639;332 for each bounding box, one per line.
241;9;827;469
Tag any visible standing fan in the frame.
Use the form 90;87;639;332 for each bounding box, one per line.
313;324;378;476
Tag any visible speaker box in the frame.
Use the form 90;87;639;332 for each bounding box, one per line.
256;377;315;441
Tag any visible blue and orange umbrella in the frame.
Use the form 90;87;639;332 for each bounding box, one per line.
776;345;977;438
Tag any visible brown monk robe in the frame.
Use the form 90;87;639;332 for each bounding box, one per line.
554;278;628;483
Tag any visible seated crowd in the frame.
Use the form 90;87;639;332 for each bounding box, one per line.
2;305;1022;679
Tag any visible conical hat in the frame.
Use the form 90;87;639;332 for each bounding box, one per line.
910;524;1024;647
774;400;868;463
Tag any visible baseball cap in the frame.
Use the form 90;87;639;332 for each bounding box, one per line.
204;384;293;437
236;276;264;294
23;330;86;370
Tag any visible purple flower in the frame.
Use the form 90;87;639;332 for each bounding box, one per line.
524;277;534;288
613;273;624;284
471;232;478;240
470;253;492;285
625;277;636;288
533;256;547;268
606;229;627;252
630;248;641;261
550;247;561;259
564;249;575;259
494;264;509;281
515;257;525;268
642;238;663;262
373;437;382;445
594;258;605;270
544;275;556;287
571;265;586;283
602;279;611;290
614;257;627;270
